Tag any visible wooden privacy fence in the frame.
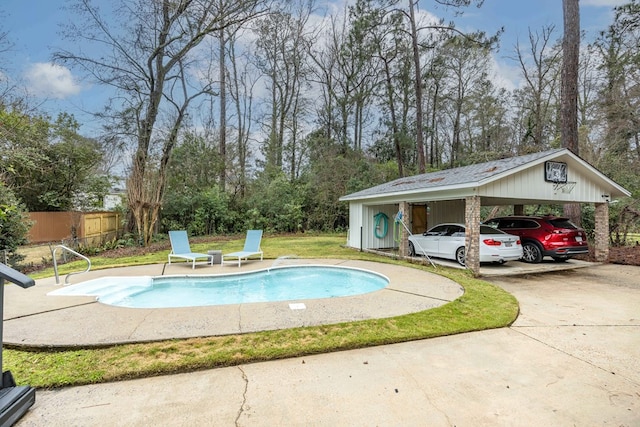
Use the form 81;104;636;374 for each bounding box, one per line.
28;212;123;245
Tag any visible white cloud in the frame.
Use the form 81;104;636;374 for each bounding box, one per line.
488;56;521;91
581;0;627;7
24;62;83;99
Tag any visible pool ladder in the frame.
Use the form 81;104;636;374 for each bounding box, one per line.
51;245;92;284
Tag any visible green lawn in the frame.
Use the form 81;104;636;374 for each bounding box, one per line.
625;233;640;244
5;233;519;388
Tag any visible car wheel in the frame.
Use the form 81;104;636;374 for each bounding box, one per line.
521;242;543;263
408;241;416;256
455;247;466;266
552;256;568;262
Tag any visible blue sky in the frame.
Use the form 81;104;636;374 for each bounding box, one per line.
1;0;629;133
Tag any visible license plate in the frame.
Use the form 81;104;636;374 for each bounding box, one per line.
575;236;582;242
505;242;512;247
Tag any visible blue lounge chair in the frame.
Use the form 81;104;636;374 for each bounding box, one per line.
222;230;264;267
168;230;213;269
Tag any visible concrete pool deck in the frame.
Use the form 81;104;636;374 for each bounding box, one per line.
3;258;464;348
12;263;640;426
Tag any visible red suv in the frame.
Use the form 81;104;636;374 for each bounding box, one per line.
483;215;589;263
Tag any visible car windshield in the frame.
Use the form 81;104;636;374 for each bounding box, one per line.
548;218;578;229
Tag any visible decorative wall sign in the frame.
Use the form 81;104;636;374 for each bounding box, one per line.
544;161;568;183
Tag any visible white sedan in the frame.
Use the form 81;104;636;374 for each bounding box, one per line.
408;223;523;266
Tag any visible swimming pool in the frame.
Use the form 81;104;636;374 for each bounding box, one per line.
48;265;389;308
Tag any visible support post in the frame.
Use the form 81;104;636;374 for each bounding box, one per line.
594;202;609;262
465;195;481;276
398;201;409;257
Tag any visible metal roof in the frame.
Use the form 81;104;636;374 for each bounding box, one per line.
340;149;567;201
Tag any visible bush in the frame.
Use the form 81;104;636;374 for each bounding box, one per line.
160;187;231;235
245;172;306;233
0;183;31;267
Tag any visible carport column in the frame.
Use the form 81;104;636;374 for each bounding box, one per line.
398;201;409;257
465;195;481;276
594;202;609;262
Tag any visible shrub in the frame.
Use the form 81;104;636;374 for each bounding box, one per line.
0;183;31;267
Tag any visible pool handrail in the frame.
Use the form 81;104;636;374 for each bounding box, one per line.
51;244;92;284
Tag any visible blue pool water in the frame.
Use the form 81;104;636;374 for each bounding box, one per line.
49;266;389;308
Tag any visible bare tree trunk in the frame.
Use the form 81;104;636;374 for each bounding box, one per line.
429;80;440;168
561;0;581;225
451;95;463;167
228;33;254;198
515;26;561;150
561;0;580;154
382;58;404;177
219;26;227;191
132;62;195;246
408;0;426;173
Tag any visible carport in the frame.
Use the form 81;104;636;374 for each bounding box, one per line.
339;148;631;276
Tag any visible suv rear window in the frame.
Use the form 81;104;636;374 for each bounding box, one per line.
498;219;538;229
519;220;539;229
548;218;578;229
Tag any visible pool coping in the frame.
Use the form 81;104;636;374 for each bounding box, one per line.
3;259;464;349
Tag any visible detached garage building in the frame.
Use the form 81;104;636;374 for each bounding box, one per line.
340;148;630;276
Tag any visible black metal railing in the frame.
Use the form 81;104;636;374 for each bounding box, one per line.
0;263;36;425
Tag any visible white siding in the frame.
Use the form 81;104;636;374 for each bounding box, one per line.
481;165;544;200
480;163;617;204
428;200;465;227
346;203;363;248
347;203;399;249
364;204;398;249
565;167;612;203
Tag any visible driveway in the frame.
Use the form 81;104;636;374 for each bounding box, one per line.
486;263;640;385
17;264;640;426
